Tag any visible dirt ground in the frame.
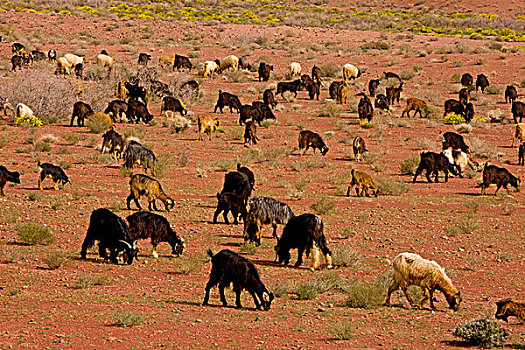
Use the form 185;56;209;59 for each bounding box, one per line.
0;8;525;350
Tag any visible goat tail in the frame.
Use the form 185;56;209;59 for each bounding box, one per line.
207;248;214;258
385;258;392;266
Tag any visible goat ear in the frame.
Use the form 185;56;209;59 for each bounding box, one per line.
263;292;270;302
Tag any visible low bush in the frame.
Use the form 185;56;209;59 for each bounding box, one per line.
400;155;420;175
376;177;410;196
330;321;354;340
310;197;335;215
453;319;508;348
86;112;113;134
332;245;361;267
444;113;466;125
17;223;55;245
320;63;339;78
42;251;70;270
344;279;385;309
317;100;342;117
71;274;110;289
113;310;144;327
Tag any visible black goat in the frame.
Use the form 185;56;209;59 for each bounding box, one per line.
203;249;274;310
368;79;380;97
505;86;518;104
476;74;490;93
413;152;457;183
214;90;242;113
386;82;403;105
298;130;328;156
263;89;277;109
308;81;321;100
276;80;304;99
0;165;20;196
481;164;520;195
123;141;156;175
127;99;154;124
104;100;128;122
70;101;93;127
160;96;187;116
124;82;148;105
38;161;70;191
461;73;473;87
512;101;525;124
258;62;272;82
220;171;252;205
329;81;343;100
374;94;389;111
275;214;333;270
237;163;255;190
442;132;469;153
101;128;124;160
213;192;247;225
358;94;374;122
252;101;276;125
80;208;138;264
127;211;184;258
174;54;192;71
238;104;262;125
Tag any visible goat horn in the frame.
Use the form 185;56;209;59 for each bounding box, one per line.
119;240;132;249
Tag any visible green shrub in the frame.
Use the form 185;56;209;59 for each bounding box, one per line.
42;251;70;270
332;245;361;267
331;321;354;340
317;100;342;117
293;271;342;300
239;242;258;255
113;311;144;327
86;112;113;134
153;153;171;178
310;197;335;215
344;279;386;309
16;223;55;245
71;274;110;289
320;63;340;78
399;155;420;175
376;177;410;196
453;319;508;348
35;141;51;152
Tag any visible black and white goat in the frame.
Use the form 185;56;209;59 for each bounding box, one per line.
243;197;294;245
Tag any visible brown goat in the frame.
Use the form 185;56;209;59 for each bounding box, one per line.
495;298;525;323
243;120;258;146
197;116;220;141
126;174;174;212
337;83;348;104
346;169;379;197
401;98;427;118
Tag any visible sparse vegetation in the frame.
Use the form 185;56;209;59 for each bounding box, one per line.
112;311;144;327
453;319;508;348
16;223;55;245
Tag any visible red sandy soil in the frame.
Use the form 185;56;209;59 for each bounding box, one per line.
0;10;525;350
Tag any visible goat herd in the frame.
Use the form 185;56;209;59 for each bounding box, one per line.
2;40;525;321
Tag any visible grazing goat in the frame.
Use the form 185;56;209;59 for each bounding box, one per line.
123;141;156;174
15;103;34;121
220;55;239;71
312;65;322;83
55;57;72;75
337;83;348;104
0;165;20;196
252;101;276;125
374;94;389;112
125;82;148;106
104;100;128;122
346;169;379;197
126;211;184;258
31;50;47;61
70;101;93;127
401;98;427;118
495;298;525;323
12;42;28;57
37;161;70;191
203;249;274;310
11;55;31;71
308;81;321;100
80;208;138;265
442;149;477;178
263;89;277;109
459;88;470;105
519;143;525;166
444;99;466;117
174;54;192;71
237;163;255;190
238;56;251;70
220;171;252;205
276;80;304;99
203;60;220;78
480;164;520;195
160;96;187;116
352;136;367;162
127;174;175;211
442;132;469;153
74;63;84;79
243;196;294;245
298;130;329;156
368;79;380;97
476;74;490;93
101;128;124;160
243;120;258;146
505;86;518;104
127;99;154;124
385;252;462;311
238;105;262;125
159;55;176;69
64;53;83;67
511;123;525;147
214;90;242;113
289;62;302;77
138;52;151;65
386;82;403;105
149;80;170;97
413;152;456;183
258;62;272;82
275;214;333;270
180;80;199;100
330;81;343;101
461;73;473;87
96;52;114;75
213;192;247;225
197;116;220;141
301;75;313;90
512;101;525;124
358;94;374;122
343;63;361;81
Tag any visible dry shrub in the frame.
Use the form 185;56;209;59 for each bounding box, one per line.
485;85;503;95
317;100;342;117
400;155;420;175
42;251;70;270
344;278;386;309
453;319;508;348
455;123;473;134
292;271;342;300
417;137;439;150
310;197;335;215
153;153;171;178
376;177;410;196
470;137;499;159
113;311;144;327
398;69;416;80
166;114;191;133
86;112;112;134
487;109;505;123
331;321;354;340
320;63;340;78
71;274;110;289
332;245;361;267
17;223;55;245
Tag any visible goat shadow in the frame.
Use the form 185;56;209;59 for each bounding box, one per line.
441;340;525;349
172;299;261;311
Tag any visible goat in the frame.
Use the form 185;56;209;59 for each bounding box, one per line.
505;86;518;104
243;120;258;146
252;101;276;125
368;79;380;97
127;174;174;212
308;81;321;100
220;171;252;205
0;165;20;196
236;163;255;190
329;81;343;100
275;214;333;270
104;100;128;122
276;80;304;99
346;169;379;197
312;65;322;83
123;141;156;175
413;152;457;183
101;128;124;160
243;196;294;245
401;98;427;118
258;62;273;82
461;73;473;87
125;82;148;106
442;148;477;178
519;143;525;166
263;89;277;109
220;55;239;71
173;54;192;71
353;136;367;162
203;249;274;310
197;116;220;141
459;88;470;105
31;50;47;62
126;211;184;258
238;56;251;70
358;94;374;122
12;42;28;57
476;74;490;93
38;161;70;191
495;298;525;323
384;252;462;311
160;96;187;117
203;60;220;78
443;132;469;153
48;49;57;62
213;192;247;225
343;63;361;81
383;71;401;81
298;130;329;156
214;90;242;114
138;53;151;65
374;94;389;112
337;83;348;104
512;101;525;124
386;82;403;105
238;105;262;125
70;101;93;127
289;62;302;77
80;208;138;265
511;123;525;147
127;99;154;124
480;164;520;195
11;55;31;71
